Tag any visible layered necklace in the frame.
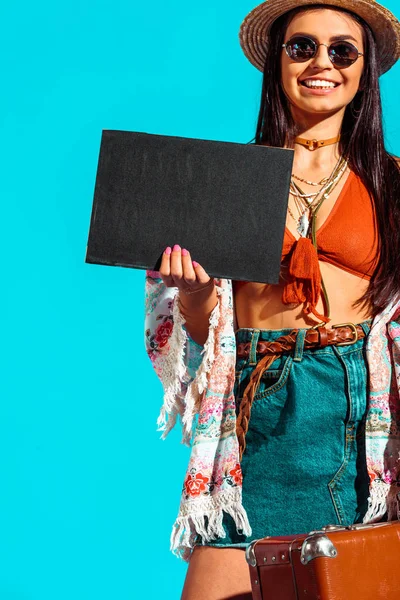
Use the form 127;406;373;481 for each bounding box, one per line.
288;156;348;238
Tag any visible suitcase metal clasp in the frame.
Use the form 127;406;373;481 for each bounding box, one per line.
300;533;338;565
245;540;259;567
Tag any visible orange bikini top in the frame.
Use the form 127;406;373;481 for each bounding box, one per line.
281;171;379;323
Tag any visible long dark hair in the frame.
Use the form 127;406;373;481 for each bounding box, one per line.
255;6;400;316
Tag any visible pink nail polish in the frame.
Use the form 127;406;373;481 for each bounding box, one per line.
173;244;181;252
192;261;199;268
182;248;189;256
165;247;172;255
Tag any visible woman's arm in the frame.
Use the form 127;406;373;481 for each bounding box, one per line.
144;269;225;444
178;282;218;346
157;244;218;346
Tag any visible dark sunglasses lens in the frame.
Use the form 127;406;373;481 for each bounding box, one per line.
286;37;316;61
329;42;359;67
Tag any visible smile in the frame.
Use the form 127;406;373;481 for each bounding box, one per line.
300;79;340;89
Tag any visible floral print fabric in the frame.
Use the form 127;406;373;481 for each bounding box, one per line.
364;302;400;521
144;271;400;560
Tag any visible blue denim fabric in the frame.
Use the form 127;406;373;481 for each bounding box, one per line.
197;321;371;548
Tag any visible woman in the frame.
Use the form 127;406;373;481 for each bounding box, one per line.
145;1;400;598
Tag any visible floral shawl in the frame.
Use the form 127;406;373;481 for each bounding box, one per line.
144;271;400;561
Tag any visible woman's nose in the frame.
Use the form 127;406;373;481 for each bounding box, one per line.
310;44;333;69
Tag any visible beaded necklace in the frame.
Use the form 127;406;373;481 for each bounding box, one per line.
288;157;348;238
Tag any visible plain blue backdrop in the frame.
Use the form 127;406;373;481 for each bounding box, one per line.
2;1;399;598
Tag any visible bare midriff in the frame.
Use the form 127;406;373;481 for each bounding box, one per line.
233;261;371;330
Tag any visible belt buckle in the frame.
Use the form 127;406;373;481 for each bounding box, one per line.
331;322;358;346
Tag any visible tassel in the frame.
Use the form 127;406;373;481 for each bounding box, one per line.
282;237;329;323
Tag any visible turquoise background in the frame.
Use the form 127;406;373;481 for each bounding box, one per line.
2;1;399;598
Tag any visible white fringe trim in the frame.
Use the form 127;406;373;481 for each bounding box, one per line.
157;293;187;433
157;286;223;446
184;292;221;429
170;488;252;562
363;479;399;523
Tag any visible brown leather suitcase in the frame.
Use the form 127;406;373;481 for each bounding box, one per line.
246;521;400;600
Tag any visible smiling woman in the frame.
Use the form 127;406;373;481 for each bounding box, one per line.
281;10;365;118
144;1;400;599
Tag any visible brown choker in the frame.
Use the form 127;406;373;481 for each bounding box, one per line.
294;134;341;151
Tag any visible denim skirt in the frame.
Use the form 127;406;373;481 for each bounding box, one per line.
198;321;371;548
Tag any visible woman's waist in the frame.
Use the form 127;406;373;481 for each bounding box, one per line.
233;266;371;330
234;321;372;377
234;297;372;331
235;320;371;349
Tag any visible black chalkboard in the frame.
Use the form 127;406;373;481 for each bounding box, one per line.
86;130;293;283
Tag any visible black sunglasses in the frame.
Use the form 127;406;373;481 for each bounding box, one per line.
282;36;364;68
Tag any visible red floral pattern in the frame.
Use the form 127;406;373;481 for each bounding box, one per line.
154;320;173;348
229;464;243;486
184;472;209;497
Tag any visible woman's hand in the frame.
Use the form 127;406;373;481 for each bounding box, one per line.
159;245;213;295
160;245;217;345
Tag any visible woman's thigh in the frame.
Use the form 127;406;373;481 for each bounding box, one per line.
181;546;252;600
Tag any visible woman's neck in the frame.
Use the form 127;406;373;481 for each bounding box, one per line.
291;109;345;172
292;107;345;139
293;140;341;173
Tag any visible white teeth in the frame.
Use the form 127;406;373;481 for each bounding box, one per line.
303;79;336;89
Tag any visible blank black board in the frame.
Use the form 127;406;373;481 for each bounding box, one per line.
85;130;294;283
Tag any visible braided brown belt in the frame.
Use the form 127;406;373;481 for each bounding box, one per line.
235;323;366;460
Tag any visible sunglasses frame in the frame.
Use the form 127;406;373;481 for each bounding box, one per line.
282;35;364;68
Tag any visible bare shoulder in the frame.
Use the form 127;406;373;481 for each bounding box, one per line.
393;156;400;167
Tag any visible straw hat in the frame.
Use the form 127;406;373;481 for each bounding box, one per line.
239;0;400;75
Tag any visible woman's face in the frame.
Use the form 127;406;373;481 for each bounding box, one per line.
281;9;365;119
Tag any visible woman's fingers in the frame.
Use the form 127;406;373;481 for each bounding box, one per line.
159;244;212;290
192;260;212;285
181;249;197;285
170;245;184;283
159;246;175;287
159;245;185;287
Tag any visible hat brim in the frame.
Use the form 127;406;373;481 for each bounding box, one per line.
239;0;400;75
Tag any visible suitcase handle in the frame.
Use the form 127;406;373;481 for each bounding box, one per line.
309;521;389;534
